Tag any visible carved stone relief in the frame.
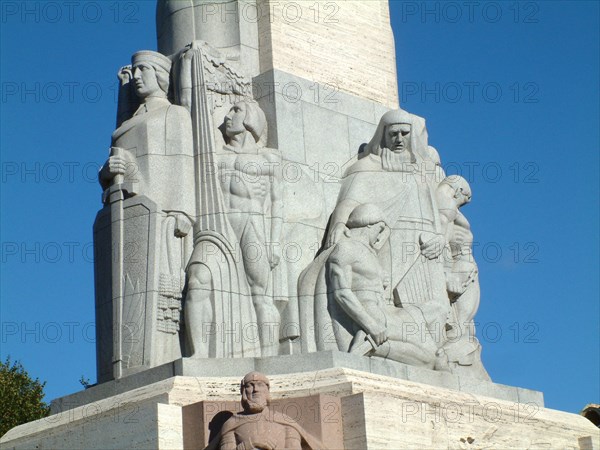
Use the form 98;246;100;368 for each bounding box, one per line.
95;42;490;382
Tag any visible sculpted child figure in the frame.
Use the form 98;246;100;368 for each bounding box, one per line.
436;176;490;379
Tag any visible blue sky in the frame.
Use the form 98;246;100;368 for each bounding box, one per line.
1;1;598;416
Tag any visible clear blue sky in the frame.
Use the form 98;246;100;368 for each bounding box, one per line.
1;1;598;416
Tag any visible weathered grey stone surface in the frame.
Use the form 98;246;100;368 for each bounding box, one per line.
253;69;390;165
87;3;519;441
94;46;402;375
255;0;399;107
314;203;444;369
4;0;590;448
156;1;399;107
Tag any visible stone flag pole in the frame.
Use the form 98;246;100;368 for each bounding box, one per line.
1;1;598;449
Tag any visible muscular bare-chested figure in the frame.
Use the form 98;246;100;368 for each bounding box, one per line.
326;204;444;369
217;100;283;356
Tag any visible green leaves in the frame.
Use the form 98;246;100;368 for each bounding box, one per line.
0;357;50;437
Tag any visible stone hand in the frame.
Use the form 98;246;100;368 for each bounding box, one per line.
420;233;445;259
106;153;128;177
326;222;347;249
117;66;133;85
369;326;388;346
269;245;281;270
171;213;192;238
183;40;204;60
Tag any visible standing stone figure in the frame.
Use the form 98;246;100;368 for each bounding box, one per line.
95;50;194;380
436;176;490;380
216;100;283;356
205;372;322;450
325;204;443;368
100;51;195;219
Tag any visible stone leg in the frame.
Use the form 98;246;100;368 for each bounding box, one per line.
252;293;281;356
240;219;280;356
374;341;436;368
380;305;440;368
185;263;213;358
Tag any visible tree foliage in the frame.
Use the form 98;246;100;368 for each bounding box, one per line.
0;357;50;437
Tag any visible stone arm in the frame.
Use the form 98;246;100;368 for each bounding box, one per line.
440;205;475;295
325;199;360;248
452;211;473;250
115;66;138;128
177;44;195;112
284;427;302;450
268;151;283;269
435;183;459;244
217;430;236;450
98;147;134;193
447;211;478;295
327;247;387;344
438;212;454;245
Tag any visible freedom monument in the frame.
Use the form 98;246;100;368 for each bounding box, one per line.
2;1;597;448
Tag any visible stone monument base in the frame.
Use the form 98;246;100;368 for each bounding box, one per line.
48;352;544;413
1;367;598;449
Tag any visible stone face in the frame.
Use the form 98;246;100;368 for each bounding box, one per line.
203;371;326;449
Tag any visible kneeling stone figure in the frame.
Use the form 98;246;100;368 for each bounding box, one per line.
326;204;448;370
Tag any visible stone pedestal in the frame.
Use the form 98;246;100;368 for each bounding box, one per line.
2;367;598;449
